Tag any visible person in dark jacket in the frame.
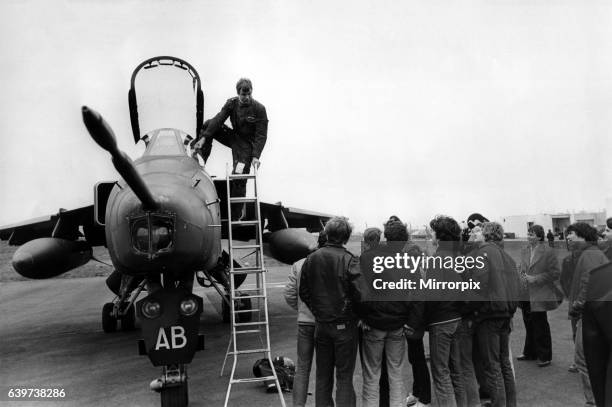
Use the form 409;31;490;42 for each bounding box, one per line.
462;215;490;402
460;213;488;255
560;239;582;373
299;216;362;407
565;222;609;406
357;220;424;407
598;217;612;261
358;227;394;407
582;261;612;407
193;78;268;219
424;215;464;407
517;225;561;367
390;217;432;407
546;229;555;248
454;231;483;407
469;222;517;407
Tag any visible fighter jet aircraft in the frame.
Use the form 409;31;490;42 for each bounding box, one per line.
0;56;332;407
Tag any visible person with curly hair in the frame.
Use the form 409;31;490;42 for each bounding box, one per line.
424;215;464;407
357;220;424;407
380;216;433;407
468;222;517;407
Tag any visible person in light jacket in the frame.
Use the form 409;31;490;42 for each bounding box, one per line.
517;224;561;367
284;231;327;407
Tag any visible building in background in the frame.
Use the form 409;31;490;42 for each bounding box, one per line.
499;210;607;239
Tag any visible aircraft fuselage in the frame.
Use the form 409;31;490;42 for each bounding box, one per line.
105;129;221;278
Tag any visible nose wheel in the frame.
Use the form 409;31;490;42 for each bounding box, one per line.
150;364;188;407
160;381;188;407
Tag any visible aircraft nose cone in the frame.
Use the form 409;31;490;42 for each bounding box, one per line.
12;248;34;274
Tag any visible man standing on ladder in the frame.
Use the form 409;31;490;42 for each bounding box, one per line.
193;78;269;220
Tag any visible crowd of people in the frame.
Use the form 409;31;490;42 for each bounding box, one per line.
283;214;612;407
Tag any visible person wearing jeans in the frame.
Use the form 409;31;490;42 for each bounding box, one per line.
314;321;359;406
474;318;516;407
454;318;480;407
356;220;424;407
565;222;609;406
284;232;327;407
293;324;315;404
356;219;422;407
429;319;462;407
582;261;612;407
403;227;432;407
425;215;465;407
284;257;314;406
574;318;595;406
300;217;363;407
361;327;407;407
407;338;432;406
468;222;518;407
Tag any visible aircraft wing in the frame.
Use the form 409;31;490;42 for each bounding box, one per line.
0;205;105;246
1;182;334;245
220;201;333;241
260;202;331;232
213;178;333;240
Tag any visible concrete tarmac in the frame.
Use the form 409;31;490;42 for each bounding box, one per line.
0;265;586;407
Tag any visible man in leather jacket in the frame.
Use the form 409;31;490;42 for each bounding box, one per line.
583;261;612;407
299;217;362;407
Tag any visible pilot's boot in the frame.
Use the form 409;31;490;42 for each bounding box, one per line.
231;202;246;221
229;170;248;221
197;120;215;163
198;136;213;164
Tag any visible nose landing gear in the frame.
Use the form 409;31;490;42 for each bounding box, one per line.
150;364;189;407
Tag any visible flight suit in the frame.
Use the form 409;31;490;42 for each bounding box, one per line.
198;97;268;217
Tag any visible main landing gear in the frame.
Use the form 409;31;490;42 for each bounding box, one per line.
196;252;252;323
102;275;146;333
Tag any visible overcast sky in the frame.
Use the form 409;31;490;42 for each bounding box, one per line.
1;0;611;231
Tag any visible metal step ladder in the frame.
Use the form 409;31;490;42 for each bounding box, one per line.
220;164;286;407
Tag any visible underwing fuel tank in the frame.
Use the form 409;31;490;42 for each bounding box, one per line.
12;237;92;279
267;228;317;264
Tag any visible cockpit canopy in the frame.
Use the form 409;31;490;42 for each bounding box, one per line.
142;128;193;157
